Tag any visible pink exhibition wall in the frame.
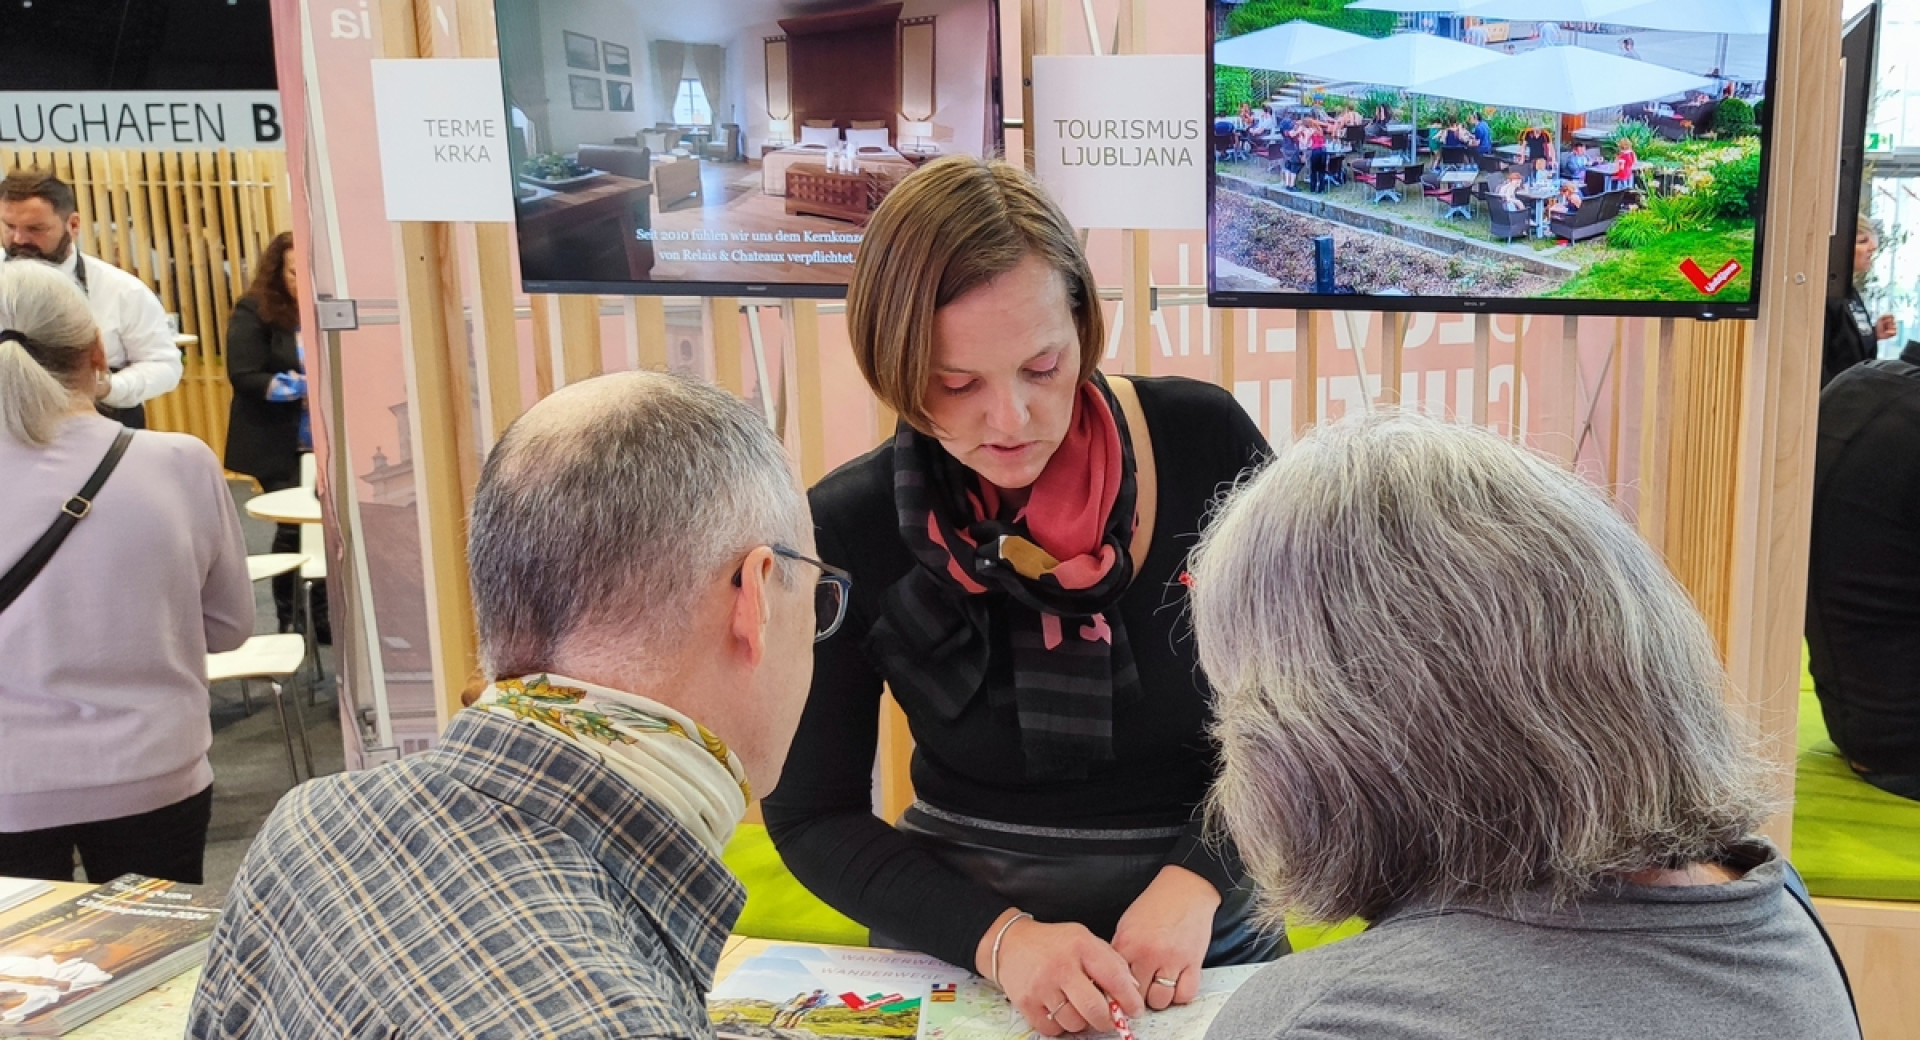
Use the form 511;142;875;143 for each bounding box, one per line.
275;0;1657;763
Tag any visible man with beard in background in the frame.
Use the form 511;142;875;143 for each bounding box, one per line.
0;169;179;428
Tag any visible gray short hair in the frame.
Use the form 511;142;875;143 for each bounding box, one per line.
1190;410;1771;926
468;370;807;678
0;260;96;444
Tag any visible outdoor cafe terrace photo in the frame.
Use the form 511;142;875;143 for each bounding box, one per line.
1209;0;1769;305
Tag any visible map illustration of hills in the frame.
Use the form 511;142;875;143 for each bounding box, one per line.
919;964;1263;1040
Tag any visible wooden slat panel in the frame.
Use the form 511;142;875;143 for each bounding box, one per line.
0;146;287;453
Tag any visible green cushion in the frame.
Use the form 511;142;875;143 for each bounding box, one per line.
723;824;868;947
1792;655;1920;901
723;823;1370;955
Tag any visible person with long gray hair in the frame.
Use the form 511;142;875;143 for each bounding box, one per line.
191;371;833;1039
1191;412;1857;1040
0;260;253;884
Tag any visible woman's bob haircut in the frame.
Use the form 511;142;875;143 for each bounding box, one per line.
1189;411;1771;927
844;155;1103;434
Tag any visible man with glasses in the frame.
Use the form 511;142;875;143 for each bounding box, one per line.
190;371;831;1039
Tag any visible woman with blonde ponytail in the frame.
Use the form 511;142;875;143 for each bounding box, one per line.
0;260;254;885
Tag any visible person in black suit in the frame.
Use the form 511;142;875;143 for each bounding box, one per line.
223;232;311;633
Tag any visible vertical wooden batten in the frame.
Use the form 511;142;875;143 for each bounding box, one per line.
455;0;523;444
378;0;480;726
557;295;604;385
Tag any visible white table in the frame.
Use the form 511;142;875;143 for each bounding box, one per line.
245;487;320;525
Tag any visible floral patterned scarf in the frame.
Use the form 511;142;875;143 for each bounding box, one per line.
471;673;750;854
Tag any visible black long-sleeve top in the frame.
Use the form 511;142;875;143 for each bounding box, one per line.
763;376;1270;970
1806;341;1920;774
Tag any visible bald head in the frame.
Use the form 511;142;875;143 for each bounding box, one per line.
468;371;807;678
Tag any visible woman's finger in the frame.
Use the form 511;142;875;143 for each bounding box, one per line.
1143;969;1181;1011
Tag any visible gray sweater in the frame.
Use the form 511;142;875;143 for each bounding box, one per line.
1206;843;1856;1040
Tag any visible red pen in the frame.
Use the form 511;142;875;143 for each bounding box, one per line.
1107;998;1139;1040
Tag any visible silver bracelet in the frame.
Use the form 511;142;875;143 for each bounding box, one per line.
988;911;1033;986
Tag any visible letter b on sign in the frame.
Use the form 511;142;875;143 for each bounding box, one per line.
253;104;283;144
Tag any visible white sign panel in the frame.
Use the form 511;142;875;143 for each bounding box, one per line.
0;92;283;149
1032;55;1206;231
369;59;513;223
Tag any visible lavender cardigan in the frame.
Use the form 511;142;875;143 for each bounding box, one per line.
0;412;254;831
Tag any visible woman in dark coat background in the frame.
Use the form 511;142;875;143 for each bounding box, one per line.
224;232;307;631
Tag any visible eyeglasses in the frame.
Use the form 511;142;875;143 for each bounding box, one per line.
732;544;853;642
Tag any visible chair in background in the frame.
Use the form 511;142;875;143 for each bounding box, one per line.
1323;153;1347;189
1475;153;1504;175
1213;129;1241;162
1549;190;1626;242
706;124;739;163
1440;145;1469;168
576;143;652;179
208;634;313;787
653;158;702;210
1357;166;1401;203
1488;201;1533;241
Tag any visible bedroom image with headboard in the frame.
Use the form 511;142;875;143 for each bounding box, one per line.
494;0;1003;297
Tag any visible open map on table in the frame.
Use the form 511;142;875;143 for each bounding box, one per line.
707;942;1261;1040
918;965;1264;1040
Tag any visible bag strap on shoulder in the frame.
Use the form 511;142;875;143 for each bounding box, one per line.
0;427;134;613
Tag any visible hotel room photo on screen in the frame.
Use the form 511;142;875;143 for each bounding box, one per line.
493;0;1003;297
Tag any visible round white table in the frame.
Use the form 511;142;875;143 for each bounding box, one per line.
245;488;321;525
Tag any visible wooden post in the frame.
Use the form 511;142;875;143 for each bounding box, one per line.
1117;0;1152;376
1292;310;1317;440
380;0;479;726
456;0;523;444
1472;314;1490;427
557;295;603;386
709;298;744;394
632;296;669;371
1381;313;1405;406
792;300;827;484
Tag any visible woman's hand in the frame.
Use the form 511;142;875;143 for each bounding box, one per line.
977;911;1142;1037
1111;865;1221;1012
1876;314;1899;341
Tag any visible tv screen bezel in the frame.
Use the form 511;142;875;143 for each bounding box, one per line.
498;0;1005;300
1204;0;1783;321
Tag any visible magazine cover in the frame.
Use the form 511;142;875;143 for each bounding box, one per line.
0;874;221;1036
708;943;966;1040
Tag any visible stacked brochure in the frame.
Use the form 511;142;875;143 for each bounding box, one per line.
0;883;52;918
0;875;221;1036
708;941;1262;1040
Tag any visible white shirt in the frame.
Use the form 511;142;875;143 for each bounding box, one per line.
1;252;181;408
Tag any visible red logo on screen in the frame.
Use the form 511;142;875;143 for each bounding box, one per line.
1680;258;1742;295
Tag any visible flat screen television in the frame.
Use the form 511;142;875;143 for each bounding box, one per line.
493;0;1003;298
1207;0;1779;318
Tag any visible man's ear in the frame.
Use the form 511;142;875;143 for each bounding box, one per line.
66;211;81;239
730;546;776;666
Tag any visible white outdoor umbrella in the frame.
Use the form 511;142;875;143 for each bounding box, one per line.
1415;45;1714;115
1289;32;1504;157
1213;19;1372;73
1599;0;1770;76
1603;0;1770;36
1289;30;1503;86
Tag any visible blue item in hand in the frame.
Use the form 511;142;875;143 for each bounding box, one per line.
266;371;307;402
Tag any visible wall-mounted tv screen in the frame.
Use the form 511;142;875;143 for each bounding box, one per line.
493;0;1003;298
1207;0;1777;318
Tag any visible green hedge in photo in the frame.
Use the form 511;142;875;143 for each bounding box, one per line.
1225;0;1394;39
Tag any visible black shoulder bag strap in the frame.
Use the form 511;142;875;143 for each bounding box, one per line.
1780;858;1862;1036
0;427;134;613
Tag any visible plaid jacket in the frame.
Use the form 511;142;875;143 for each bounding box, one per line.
187;709;746;1039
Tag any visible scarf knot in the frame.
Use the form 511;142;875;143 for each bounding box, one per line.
869;373;1141;780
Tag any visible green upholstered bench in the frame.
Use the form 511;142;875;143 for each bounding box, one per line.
720;822;1367;952
722;824;868;946
1791;663;1920;901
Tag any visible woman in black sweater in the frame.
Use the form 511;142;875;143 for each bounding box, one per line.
762;157;1283;1039
223;232;305;629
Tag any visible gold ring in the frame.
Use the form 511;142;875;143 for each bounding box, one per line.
1152;975;1178;987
